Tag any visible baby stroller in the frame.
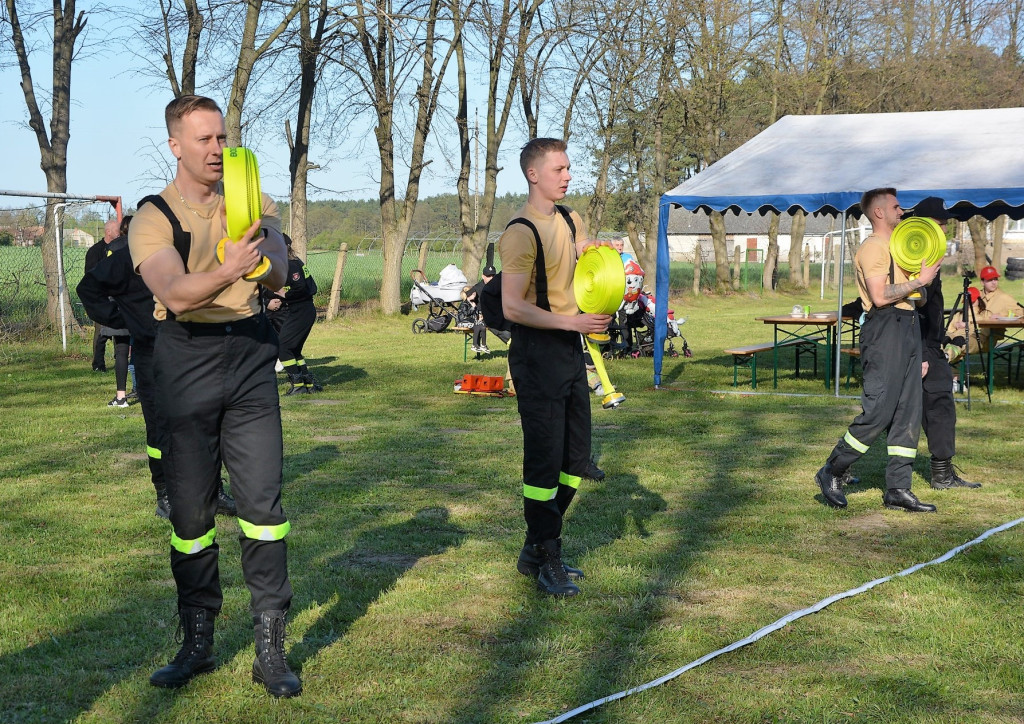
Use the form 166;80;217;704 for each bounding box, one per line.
409;265;468;333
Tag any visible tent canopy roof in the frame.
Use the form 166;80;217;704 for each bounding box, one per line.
663;108;1024;220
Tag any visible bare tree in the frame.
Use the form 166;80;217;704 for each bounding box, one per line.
284;0;330;259
336;0;460;313
453;0;543;280
223;1;306;146
2;0;88;331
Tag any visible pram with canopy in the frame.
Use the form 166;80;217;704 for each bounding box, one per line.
409;264;468;333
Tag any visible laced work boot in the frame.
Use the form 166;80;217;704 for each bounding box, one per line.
301;370;323;392
150;607;216;688
284;369;308;395
156;494;171;520
216;480;238;516
517;539;584;581
252;610;302;698
815;463;848;508
536;539;580;598
930;458;981;489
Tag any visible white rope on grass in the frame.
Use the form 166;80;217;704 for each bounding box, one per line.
534;514;1024;724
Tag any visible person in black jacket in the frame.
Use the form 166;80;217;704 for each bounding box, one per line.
264;235;322;395
911;197;981;490
76;215;238;519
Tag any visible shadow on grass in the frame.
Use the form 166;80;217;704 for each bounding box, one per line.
288;506;467;669
457;394;844;723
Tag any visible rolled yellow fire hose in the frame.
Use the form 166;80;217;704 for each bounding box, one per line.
890;217;945;299
216;146;272;282
574;246;626;408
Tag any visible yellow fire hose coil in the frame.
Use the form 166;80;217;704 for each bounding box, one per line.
574;246;626;408
890;217;945;273
220;146;271;281
574;246;626;314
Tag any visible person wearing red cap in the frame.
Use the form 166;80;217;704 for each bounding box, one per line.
948;265;1020;354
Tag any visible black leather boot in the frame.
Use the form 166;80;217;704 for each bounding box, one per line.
216;480;238;516
284;369;308;395
150;607;216;688
930;458;981;489
517;539;584;580
301;370;323;392
535;539;580;598
883;488;937;513
252;610;302;698
815;463;848;508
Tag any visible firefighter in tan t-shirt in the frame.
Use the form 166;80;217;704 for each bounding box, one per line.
815;187;940;513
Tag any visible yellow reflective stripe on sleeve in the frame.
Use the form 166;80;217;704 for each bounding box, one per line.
844;431;869;454
282;359;298;368
238;518;291;541
559;471;582;490
888;445;917;459
296;358;305;366
171;527;216;555
523;484;557;501
147;445;162;460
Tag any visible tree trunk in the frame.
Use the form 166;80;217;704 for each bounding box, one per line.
732;244;741;291
224;0;304;146
992;214;1006;269
763;211;779;290
6;0;87;332
286;0;328;260
967;216;990;271
788;209;807;286
709;211;730;291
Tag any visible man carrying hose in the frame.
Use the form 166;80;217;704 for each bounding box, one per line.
815;188;940;512
129;95;300;696
499;137;611;597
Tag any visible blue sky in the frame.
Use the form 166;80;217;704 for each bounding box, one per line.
0;44;531;214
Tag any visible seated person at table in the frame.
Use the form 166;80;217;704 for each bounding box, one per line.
946;266;1020;354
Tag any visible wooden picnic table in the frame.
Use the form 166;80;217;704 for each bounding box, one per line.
754;313;851;389
976;317;1024;396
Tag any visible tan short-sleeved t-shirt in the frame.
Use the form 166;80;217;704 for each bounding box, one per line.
497;203;585;317
978;287;1019;320
129;184;281;323
855;234;913;312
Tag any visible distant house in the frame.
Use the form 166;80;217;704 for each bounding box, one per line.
66;228;96;247
662;208;868;263
11;225;44;246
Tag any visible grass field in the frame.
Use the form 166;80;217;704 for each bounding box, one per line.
1;290;1023;723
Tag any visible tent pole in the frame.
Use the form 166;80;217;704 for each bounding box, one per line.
833;214;847;396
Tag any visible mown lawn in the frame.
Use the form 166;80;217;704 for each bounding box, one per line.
1;290;1022;723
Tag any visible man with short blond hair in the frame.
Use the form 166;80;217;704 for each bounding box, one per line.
130;94;300;697
500;137;611;597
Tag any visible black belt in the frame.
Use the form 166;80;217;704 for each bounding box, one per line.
165;314;263;337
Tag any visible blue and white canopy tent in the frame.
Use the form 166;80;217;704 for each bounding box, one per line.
653;107;1024;394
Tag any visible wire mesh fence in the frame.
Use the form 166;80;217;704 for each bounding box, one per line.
0;198;109;347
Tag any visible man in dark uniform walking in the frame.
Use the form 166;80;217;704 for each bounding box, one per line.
816;188;940;512
910;197;981;490
129;95;300;697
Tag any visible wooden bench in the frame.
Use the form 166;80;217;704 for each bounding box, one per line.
724;337;822;389
840;347;861;389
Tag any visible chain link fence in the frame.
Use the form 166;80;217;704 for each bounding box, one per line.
0;199;107;347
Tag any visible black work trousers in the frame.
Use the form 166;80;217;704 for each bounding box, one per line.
827;306;922;490
509;326;591;545
921;344;956;461
275;301;316;364
154;314;292;614
132;345;166;497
